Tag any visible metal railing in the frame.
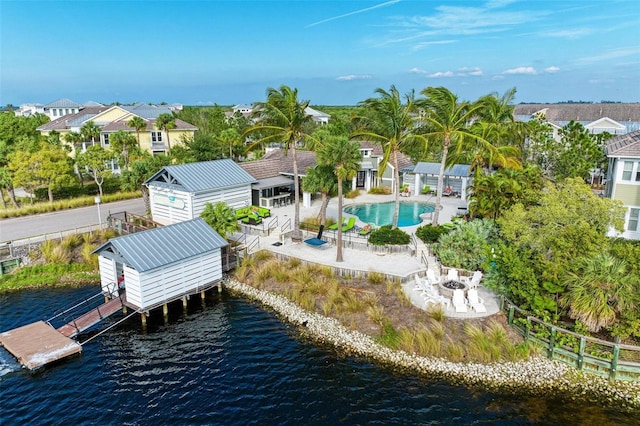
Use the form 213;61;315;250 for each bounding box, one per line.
503;298;640;381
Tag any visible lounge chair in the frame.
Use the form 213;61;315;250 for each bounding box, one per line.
341;217;356;232
442;186;453;197
452;289;468;313
447;268;459;282
426;269;440;286
462;270;483;288
467;288;487;313
358;223;373;236
328;218;345;231
304;225;328;247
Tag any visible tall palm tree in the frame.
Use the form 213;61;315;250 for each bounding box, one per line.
127;116;147;149
80;120;100;147
302;165;340;227
318;136;362;262
561;253;638;333
353;86;427;229
156;113;176;151
244;85;318;241
416;87;486;225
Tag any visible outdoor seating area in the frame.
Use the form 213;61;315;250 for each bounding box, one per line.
236;206;271;220
328;217;357;233
414;274;451;309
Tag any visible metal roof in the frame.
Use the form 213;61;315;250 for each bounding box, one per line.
412;162;471;177
92;218;228;273
252;175;293;190
145;159;257;193
45;98;82;108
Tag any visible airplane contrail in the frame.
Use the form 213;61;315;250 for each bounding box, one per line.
305;0;401;28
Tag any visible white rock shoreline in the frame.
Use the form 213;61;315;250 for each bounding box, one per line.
223;277;640;411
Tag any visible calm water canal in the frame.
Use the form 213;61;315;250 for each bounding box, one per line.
0;285;637;425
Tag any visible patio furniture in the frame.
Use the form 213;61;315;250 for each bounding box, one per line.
467;288;487;313
462;270;483;288
341;217;356;232
426;269;440;286
452;289;468;313
241;213;262;226
358;224;373;236
304;225;328;248
447;268;459;282
328;218;346;231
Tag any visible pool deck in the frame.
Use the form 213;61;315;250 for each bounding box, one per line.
245;192;500;320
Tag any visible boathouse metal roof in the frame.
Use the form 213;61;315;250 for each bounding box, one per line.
92;218;228;272
411;162;471;177
145;159;256;193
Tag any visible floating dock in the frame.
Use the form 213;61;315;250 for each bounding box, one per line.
0;321;82;370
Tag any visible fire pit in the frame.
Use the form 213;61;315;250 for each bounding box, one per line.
439;280;467;298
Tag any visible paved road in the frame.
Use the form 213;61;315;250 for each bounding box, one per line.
0;198;146;242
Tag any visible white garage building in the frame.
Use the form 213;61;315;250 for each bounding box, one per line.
145;159;256;225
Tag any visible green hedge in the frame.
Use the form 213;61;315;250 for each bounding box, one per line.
368;225;410;246
33;177;123;201
415;223;453;243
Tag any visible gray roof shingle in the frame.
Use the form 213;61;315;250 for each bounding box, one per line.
92;218;228;272
145;159;257;193
606;130;640;158
412;162;471;176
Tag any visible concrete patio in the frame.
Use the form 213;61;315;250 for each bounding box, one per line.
241;191;501;319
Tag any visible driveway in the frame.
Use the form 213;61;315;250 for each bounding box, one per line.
0;198;146;242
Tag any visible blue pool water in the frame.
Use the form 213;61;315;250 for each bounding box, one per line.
344;201;435;227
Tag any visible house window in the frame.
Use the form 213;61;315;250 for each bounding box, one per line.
102;133;110;146
628;208;639;232
152;132;162;142
52;109;57;117
622;161;634;181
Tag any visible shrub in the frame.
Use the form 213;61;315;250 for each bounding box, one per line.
415;224;451;243
368;186;391;195
368;225;410;246
345;189;360;199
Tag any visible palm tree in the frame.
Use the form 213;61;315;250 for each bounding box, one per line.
318;136;362;262
156;113;176;151
64;131;86;185
353;86;427;229
416;87;486;225
127;116;147;149
80;121;100;147
244;85;318;242
561;253;638;333
302;165;340;227
200;201;240;240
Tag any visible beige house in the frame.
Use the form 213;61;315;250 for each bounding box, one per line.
605;130;640;240
37;103;197;160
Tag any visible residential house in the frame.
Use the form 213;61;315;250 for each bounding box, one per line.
225;104;331;125
357;142;414;193
144;159;256;225
514;103;640;140
37;103;198;171
605;130;640;240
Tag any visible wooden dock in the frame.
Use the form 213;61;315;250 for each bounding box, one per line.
0;321;82;370
57;296;124;338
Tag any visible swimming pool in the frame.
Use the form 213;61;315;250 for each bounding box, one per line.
344;201;435;227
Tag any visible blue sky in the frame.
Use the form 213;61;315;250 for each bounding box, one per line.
2;0;639;106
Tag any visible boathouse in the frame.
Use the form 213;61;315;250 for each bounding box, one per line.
145;159;256;225
92;218;228;312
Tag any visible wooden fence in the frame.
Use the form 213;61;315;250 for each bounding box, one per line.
503;298;640;381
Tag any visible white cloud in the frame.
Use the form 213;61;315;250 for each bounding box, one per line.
411;40;457;51
543;28;592;39
503;66;537;75
306;0;400;28
576;46;640;64
336;74;373;81
544;66;560;73
457;67;483;76
409;67;428;74
492;75;505;80
428;71;454;78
